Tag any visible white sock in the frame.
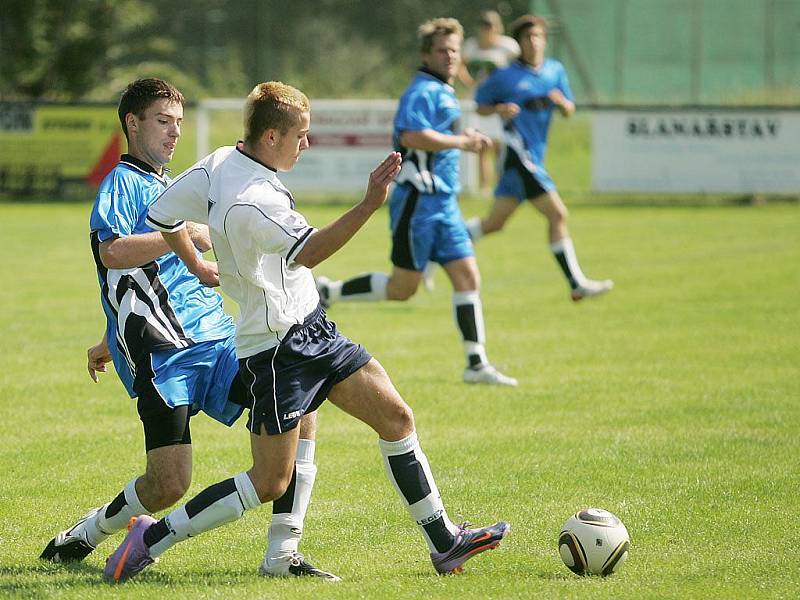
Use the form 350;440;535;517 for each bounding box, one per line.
466;217;484;241
550;237;587;286
452;290;488;369
338;272;389;302
85;478;149;547
148;472;260;558
266;439;317;560
379;431;458;553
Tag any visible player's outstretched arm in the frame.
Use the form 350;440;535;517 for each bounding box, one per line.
400;129;490;154
87;334;112;383
161;228;220;287
294;152;401;269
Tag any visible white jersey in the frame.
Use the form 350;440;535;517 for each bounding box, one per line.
462;35;520;83
147;145;319;359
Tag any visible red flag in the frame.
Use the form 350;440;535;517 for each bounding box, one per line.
87;133;123;187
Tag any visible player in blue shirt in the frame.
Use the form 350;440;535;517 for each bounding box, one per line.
470;15;613;301
41;79;336;580
318;18;517;386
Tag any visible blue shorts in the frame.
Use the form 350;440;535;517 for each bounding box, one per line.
239;305;372;436
141;336;245;427
495;147;556;202
389;184;474;271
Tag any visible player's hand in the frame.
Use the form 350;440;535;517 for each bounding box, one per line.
192;258;220;287
87;338;112;383
461;128;493;153
187;222;213;253
496;103;520;120
548;90;575;116
363;152;402;211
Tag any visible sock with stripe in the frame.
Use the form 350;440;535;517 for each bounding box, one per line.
332;272;389;302
266;439;317;559
144;472;261;558
452;290;488;369
81;478;150;547
550;237;586;290
379;431;458;553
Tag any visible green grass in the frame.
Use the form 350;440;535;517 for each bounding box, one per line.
0;198;799;599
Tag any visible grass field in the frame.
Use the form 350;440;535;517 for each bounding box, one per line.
0;197;798;599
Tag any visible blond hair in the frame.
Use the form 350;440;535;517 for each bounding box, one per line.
417;17;464;54
244;81;310;145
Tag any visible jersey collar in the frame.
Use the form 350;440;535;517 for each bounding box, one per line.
119;154;170;181
235;144;279;180
417;67;455;91
516;58;545;73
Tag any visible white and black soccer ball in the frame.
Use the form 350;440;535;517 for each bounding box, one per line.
558;508;630;576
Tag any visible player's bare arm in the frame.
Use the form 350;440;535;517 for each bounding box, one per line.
294;152;401;269
547;89;575;117
477;102;520;120
161;227;220;287
400;128;491;153
87;335;112;383
100;222;212;269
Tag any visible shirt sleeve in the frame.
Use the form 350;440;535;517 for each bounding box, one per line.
475;72;501;106
395;89;436;132
147;167;211;232
557;62;575;102
91;181;137;243
225;199;317;268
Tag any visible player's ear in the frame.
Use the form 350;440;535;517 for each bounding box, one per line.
125;112;137;134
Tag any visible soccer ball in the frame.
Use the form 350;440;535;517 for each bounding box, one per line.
558;508;630;576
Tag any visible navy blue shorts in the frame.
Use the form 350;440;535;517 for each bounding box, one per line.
239;305;372;435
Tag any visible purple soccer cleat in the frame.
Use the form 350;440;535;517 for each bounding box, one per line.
431;521;511;574
103;515;157;583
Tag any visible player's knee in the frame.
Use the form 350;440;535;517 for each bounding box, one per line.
552;205;569;225
251;473;292;504
387;282;418;301
386;400;415;439
483;219;505;234
149;475;191;509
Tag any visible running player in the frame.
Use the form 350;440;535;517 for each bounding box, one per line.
468;15;613;301
317;18;517;386
101;80;510;582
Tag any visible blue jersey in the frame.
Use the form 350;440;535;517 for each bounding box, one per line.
89;154;235;397
393;69;462;195
475;58;573;166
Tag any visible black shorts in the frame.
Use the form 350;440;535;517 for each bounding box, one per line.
239;304;372;436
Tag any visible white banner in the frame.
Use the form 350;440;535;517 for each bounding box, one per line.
592;109;800;194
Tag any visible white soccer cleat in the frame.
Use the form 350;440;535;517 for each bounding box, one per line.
260;552;341;581
422;262;437;292
463;365;518;387
571;279;614;302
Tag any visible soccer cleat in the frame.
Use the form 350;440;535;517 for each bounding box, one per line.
463;364;518;387
103;515;157;583
431;521;511;574
571;279;614;302
260;552;341;582
422;261;437;292
40;507;101;563
315;276;332;309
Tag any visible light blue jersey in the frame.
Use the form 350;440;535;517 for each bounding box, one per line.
475;58;573;166
393;68;463;197
89;154;235;399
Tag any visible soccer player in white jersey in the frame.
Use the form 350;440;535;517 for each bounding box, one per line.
317;18;517;387
470;15;613;301
101;81;510;582
40;79;337;580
